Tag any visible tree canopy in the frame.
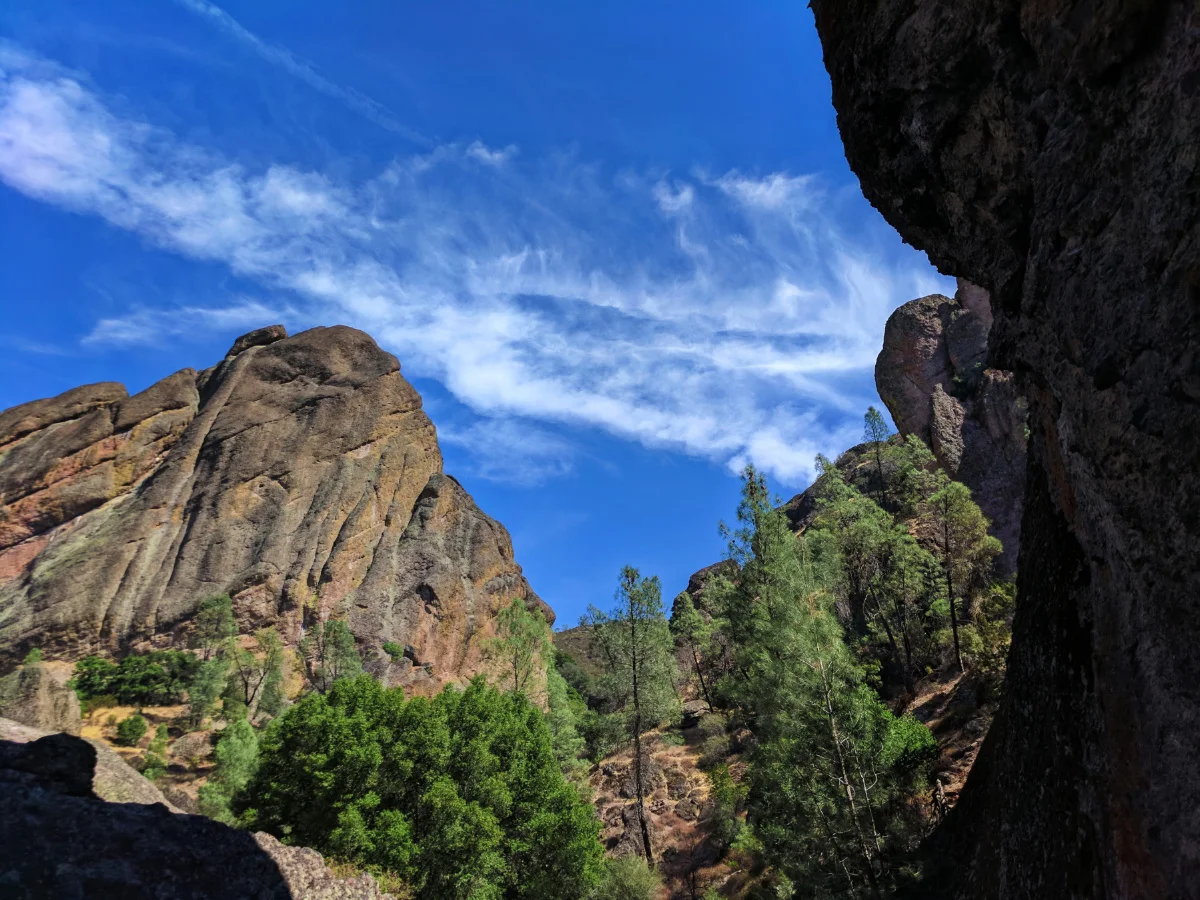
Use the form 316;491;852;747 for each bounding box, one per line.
238;675;603;900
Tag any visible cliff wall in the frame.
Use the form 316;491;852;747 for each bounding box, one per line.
813;2;1200;896
0;325;550;690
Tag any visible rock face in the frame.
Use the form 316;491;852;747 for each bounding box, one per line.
876;282;1027;573
0;726;393;898
0;662;81;735
0;325;549;690
813;2;1200;897
0;716;177;808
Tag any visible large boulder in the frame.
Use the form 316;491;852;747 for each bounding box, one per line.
0;325;547;692
0;726;392;898
813;1;1200;895
876;282;1026;575
0;716;176;808
0;662;80;735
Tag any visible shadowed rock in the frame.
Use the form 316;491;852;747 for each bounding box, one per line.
0;725;392;898
813;1;1200;895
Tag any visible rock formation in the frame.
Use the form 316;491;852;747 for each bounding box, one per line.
0;724;393;898
876;280;1027;573
813;2;1200;896
0;325;550;690
0;660;81;735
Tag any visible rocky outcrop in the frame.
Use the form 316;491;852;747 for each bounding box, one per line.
813;2;1200;896
1;715;177;808
0;325;548;691
0;726;393;898
0;661;81;735
876;282;1027;573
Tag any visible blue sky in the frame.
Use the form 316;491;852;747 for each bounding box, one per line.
0;1;951;627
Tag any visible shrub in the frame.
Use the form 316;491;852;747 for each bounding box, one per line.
880;714;938;781
586;855;662;900
240;675;604;899
22;647;42;666
382;641;406;661
116;713;148;746
707;764;747;848
74;651;202;706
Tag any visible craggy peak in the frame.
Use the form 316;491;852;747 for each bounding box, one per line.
0;2;1197;899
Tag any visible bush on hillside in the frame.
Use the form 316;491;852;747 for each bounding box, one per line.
239;675;604;899
116;713;148;746
586;855;662;900
74;651;202;706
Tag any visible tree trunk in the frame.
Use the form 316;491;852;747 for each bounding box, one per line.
874;443;889;511
818;658;882;898
942;517;965;673
690;643;714;713
629;594;654;861
946;567;964;672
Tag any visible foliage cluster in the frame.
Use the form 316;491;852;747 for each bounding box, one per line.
237;675;603;900
73;651;201;706
116;712;148;746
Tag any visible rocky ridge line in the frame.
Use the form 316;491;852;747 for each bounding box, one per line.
0;324;551;689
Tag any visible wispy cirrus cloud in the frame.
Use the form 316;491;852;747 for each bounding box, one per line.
170;0;430;146
0;46;951;487
438;417;578;486
82;300;293;348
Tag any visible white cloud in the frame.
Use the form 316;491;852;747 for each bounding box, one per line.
0;48;954;488
465;141;517;167
171;0;430;146
83;300;291;347
438;417;576;486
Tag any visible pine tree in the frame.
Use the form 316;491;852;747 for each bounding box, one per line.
863;406;892;509
186;656;229;727
546;663;588;774
669;593;716;712
191;594;237;661
715;467;935;896
301;619;362;692
928;481;1002;672
585;567;679;862
199;717;259;824
485;597;551;695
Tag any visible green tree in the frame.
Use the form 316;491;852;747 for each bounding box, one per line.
191;594;237;661
863;406;892;508
238;676;603;900
927;481;1002;672
73;651;201;706
546;663;588;776
669;593;716;712
142;723;170;781
584;567;679;862
706;764;746;849
301;619;363;693
199;717;260;824
116;713;148;746
586;855;662;900
714;467;934;897
187;656;229;727
229;627;285;712
485;597;550;695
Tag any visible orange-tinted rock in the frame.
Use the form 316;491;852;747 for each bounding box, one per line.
0;325;548;691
